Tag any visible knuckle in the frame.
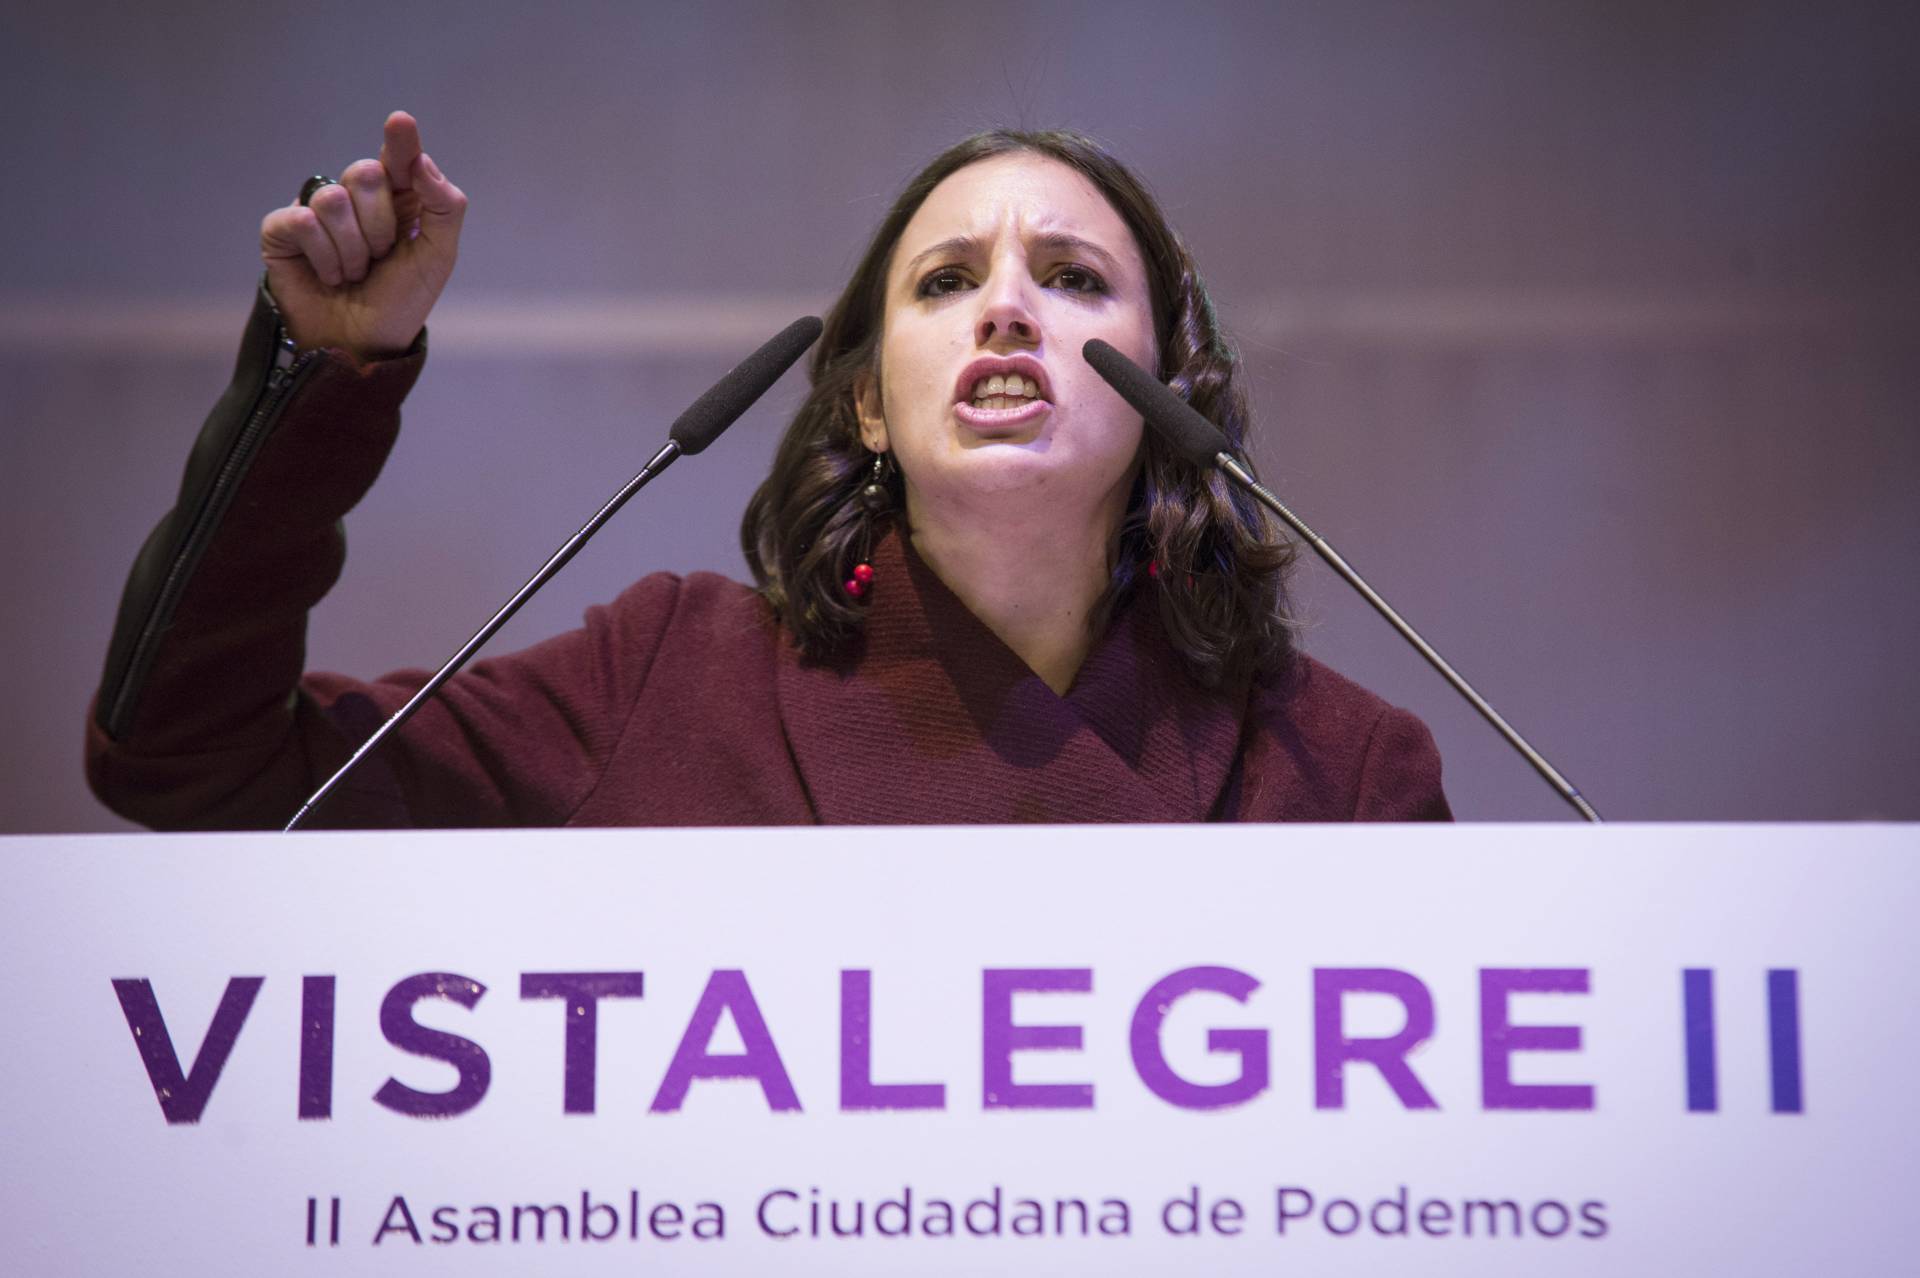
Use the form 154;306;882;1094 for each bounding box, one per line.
308;183;350;214
343;158;385;189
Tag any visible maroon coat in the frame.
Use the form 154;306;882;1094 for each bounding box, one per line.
86;294;1450;829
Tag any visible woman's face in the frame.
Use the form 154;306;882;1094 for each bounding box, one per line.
859;153;1159;533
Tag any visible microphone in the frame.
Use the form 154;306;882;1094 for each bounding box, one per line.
1083;338;1602;823
671;316;824;454
284;315;824;831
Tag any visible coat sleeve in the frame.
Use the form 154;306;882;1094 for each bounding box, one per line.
84;287;678;830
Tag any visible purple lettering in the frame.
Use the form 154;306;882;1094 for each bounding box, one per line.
1683;968;1716;1112
758;1189;799;1237
1768;968;1804;1114
299;975;334;1120
111;976;262;1125
1275;1188;1315;1234
1162;1185;1201;1235
1130;965;1269;1110
570;1192;611;1242
982;968;1093;1109
1370;1186;1410;1235
650;970;800;1112
965;1186;1004;1236
373;972;491;1118
374;1195;422;1245
1312;968;1438;1110
1479;968;1594;1110
1532;1199;1572;1237
839;969;944;1110
519;971;645;1115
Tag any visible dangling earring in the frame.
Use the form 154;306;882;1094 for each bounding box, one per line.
845;452;890;598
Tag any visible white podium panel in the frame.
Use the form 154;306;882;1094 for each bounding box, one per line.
1;823;1911;1275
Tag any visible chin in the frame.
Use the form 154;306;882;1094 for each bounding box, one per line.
930;443;1135;510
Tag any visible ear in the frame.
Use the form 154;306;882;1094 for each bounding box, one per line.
853;369;889;453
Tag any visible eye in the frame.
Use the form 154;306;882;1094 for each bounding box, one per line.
1049;265;1108;295
915;268;972;299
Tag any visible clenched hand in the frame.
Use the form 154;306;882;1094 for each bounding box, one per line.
259;111;466;361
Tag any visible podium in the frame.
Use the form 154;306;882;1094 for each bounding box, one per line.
2;823;1911;1275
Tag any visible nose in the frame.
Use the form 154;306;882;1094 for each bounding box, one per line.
973;269;1040;349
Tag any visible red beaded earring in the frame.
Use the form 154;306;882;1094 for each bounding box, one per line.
845;452;891;598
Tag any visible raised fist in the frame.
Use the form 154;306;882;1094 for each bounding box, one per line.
259;111;466;362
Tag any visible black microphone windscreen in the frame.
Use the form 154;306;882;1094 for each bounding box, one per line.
1082;338;1229;468
670;315;825;455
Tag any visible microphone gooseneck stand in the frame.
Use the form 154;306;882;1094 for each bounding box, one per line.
284;437;683;831
284;315;825;831
1083;339;1601;823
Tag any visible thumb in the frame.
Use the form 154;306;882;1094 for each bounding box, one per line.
409;152;468;247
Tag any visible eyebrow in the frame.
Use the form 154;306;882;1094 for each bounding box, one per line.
902;231;1125;281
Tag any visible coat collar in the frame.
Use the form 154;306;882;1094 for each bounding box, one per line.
776;529;1249;823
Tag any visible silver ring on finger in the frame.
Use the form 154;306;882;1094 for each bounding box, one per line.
298;175;340;207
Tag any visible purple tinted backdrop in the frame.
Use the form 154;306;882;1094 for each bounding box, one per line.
3;1;1915;829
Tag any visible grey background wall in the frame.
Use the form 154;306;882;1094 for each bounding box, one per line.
4;1;1915;830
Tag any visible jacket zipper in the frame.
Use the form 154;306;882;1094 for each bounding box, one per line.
104;330;320;737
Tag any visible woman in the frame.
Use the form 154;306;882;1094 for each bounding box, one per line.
86;113;1449;827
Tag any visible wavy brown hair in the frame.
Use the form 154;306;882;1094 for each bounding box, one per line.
741;129;1297;688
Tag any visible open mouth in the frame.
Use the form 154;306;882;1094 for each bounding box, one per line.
951;359;1054;432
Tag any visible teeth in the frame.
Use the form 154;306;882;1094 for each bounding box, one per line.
970;372;1038;403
